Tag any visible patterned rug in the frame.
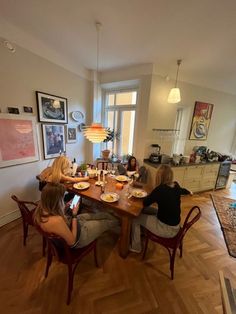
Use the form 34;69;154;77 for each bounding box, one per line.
211;194;236;258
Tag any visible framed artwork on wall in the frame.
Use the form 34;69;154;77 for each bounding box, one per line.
42;124;66;159
189;101;214;140
36;91;68;123
0;114;39;168
66;125;77;143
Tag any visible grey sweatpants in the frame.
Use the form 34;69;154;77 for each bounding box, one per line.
76;212;119;248
131;213;180;252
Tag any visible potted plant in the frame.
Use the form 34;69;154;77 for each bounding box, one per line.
102;129;119;159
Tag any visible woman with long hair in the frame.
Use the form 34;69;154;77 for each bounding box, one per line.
39;156;89;184
34;183;119;248
126;156;139;172
130;164;192;253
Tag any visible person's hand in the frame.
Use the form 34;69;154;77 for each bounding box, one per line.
72;202;80;215
190;191;193;196
82;176;89;181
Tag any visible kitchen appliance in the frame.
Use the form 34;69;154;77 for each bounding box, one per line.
149;144;161;163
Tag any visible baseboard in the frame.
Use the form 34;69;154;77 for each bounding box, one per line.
0;209;21;227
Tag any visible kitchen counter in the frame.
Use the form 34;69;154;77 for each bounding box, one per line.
143;159;221;192
143;158;220;168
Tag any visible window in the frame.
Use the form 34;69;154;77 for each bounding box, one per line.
103;89;138;157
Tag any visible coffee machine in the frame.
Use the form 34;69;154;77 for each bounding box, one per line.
149;144;161;163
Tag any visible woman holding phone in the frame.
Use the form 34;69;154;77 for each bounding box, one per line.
34;183;119;248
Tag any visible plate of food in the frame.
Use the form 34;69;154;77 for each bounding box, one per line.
131;189;147;198
100;192;119;203
115;175;129;182
73;182;90;190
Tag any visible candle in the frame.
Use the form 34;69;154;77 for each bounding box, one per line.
116;182;123;190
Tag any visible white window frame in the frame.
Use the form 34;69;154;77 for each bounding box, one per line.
102;87;138;156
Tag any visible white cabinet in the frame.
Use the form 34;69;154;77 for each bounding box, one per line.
144;162;220;193
172;167;185;186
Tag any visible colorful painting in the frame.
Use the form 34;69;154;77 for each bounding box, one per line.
36;91;68;123
0;114;39;168
189;101;214;140
42;124;66;159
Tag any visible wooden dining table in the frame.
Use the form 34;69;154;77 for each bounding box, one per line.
65;176;149;258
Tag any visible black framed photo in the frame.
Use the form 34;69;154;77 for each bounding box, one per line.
66;124;77;143
42;124;66;159
8;107;19;114
36;91;68;123
23;106;33;113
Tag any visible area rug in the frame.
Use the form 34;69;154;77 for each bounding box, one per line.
211;194;236;258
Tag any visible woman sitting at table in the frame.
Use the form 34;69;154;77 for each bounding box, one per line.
118;156;139;175
130;164;192;253
39;156;89;202
39;156;89;184
34;183;120;248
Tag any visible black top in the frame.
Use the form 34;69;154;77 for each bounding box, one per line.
143;182;190;226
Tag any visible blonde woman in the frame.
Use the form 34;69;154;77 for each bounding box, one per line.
39;156;89;184
130;164;192;253
34;183;119;248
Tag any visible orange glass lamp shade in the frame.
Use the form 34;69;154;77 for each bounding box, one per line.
82;123;108;143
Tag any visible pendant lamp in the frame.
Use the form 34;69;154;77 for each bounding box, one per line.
82;22;108;143
167;59;182;104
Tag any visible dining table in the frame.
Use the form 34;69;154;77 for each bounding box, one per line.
65;175;150;258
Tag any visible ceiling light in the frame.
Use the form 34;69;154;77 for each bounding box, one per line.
82;22;108;143
167;59;182;104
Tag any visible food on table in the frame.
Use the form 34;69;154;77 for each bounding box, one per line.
134;191;143;197
105;194;114;202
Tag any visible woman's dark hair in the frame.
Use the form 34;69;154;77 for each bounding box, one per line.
127;156;137;171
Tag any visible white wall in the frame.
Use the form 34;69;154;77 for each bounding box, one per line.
0;40;91;225
146;74;236;157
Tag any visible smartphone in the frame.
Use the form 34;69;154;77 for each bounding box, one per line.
70;195;81;209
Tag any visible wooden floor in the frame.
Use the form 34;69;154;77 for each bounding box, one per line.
1;185;236;314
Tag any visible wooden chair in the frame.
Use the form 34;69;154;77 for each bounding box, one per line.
142;206;201;279
36;227;98;305
11;195;46;256
96;160;113;170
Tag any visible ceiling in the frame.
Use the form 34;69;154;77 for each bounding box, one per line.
1;0;236;95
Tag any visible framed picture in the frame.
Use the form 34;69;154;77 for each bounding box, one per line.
23;106;33;113
66;125;77;143
8;107;19;114
0;114;39;168
42;124;66;159
189;101;214;140
36;91;68;123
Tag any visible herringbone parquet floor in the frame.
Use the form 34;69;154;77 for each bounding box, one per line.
1;185;236;314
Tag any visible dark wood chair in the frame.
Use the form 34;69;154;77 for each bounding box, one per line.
36;175;47;191
96;160;113;170
142;206;201;279
36;227;99;305
11;195;46;256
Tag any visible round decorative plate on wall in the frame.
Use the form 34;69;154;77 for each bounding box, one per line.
71;111;84;122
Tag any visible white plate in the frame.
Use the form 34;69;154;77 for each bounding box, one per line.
73;182;90;190
131;189;147;198
115;175;128;182
100;192;119;203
